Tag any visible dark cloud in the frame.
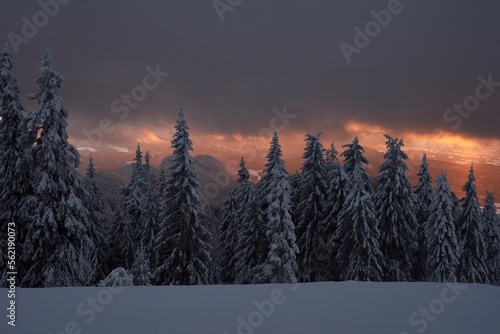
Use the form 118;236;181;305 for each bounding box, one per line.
1;0;500;146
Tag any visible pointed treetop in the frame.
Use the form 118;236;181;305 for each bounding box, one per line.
29;48;62;104
325;142;339;166
237;157;250;184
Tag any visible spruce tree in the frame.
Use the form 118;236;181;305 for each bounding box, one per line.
482;192;500;285
414;153;433;281
139;151;159;266
154;108;214;285
324;142;339;174
234;183;267;284
341;136;372;193
457;164;489;284
235;157;252;230
425;174;461;282
218;187;239;284
83;154;109;280
117;144;146;269
0;44;31;286
259;132;283;213
256;133;299;284
334;162;385;281
296;133;329;282
374;135;418;281
21;49;97;287
130;245;152;286
318;163;351;281
233;157;267;283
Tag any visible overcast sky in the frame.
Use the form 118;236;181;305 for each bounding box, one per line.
2;0;500;157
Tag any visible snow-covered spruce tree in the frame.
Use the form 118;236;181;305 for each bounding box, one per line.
413;153;433;281
317;163;351;281
334;161;385;281
130;245;152;286
218;187;239;284
374;135;418;282
0;44;32;286
324;142;339;174
341;136;372;193
254;133;299;284
154;108;214;285
233;157;266;283
457;164;489;284
115;144;146;269
258;132;284;213
295;133;329;282
21;49;98;287
139;151;159;266
83;154;109;280
234;183;267;284
482;192;500;285
425;174;461;282
235;157;252;213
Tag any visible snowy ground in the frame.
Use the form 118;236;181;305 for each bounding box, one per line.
2;281;499;334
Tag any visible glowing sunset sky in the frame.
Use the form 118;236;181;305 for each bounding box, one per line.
2;0;500;190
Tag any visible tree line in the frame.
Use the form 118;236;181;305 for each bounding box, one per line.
1;45;499;287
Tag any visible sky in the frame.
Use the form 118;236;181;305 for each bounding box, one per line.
1;0;500;179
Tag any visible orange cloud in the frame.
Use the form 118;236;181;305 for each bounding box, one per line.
136;129;168;145
212;134;227;141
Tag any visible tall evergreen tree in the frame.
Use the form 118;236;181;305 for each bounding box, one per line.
482;192;500;285
154;108;214;285
0;44;31;286
414;153;433;281
255;133;299;283
139;151;159;266
324;142;339;173
318;163;351;281
234;183;267;284
218;187;239;284
259;132;283;213
83;154;109;280
235;157;252;226
425;174;461;282
374;135;418;281
457;164;489;284
341;136;372;193
334;161;385;281
116;144;146;269
296;133;329;282
21;49;97;287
